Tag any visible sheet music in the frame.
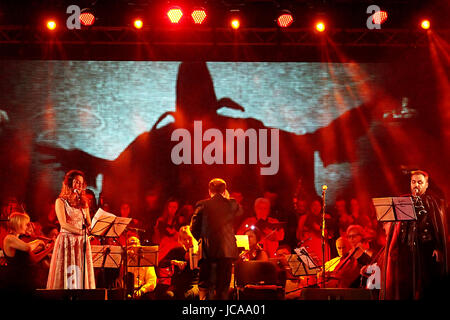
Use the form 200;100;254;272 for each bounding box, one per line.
91;208;116;229
107;216;132;237
294;247;320;269
91;208;132;237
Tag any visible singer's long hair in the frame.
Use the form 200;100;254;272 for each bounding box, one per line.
59;170;88;209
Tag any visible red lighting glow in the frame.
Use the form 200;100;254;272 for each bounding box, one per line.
80;12;95;26
191;9;207;24
277;13;294;28
46;20;56;30
231;19;240;29
421;19;430;30
133;19;143;29
167;7;183;24
372;11;388;25
315;21;325;32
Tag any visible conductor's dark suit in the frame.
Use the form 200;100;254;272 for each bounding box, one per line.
190;193;243;299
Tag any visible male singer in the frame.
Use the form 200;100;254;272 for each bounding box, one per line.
382;170;447;299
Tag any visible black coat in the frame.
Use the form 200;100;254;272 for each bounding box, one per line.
191;194;243;259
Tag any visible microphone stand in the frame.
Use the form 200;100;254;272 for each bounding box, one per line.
82;213;88;290
321;186;327;288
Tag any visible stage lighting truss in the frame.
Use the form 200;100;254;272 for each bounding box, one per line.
1;26;444;48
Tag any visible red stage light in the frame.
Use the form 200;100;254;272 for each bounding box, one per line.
372;10;388;25
191;9;207;24
315;21;325;32
421;19;430;30
46;20;57;30
231;18;240;29
80;12;95;26
133;19;143;29
167;7;183;24
277;13;294;28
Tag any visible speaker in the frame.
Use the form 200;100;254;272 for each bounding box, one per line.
298;288;376;300
34;289;108;300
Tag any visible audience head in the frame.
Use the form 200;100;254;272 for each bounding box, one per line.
309;196;323;216
254;197;271;220
120;202;131;218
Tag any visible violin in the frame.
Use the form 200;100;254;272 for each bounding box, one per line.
20;234;54;254
318;245;366;288
239;243;264;261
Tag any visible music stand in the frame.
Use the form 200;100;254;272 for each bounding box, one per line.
91;208;132;238
372;197;417;222
91;245;123;268
127;246;159;268
287;247;321;277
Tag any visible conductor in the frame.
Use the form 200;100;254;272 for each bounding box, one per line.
190;178;243;300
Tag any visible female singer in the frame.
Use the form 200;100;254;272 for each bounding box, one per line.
46;170;96;289
2;212;54;295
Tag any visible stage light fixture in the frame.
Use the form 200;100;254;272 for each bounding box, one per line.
79;9;95;26
191;8;207;24
167;6;183;24
372;10;388;25
133;19;143;29
46;20;57;30
421;19;430;30
277;11;294;28
231;18;240;29
315;21;325;32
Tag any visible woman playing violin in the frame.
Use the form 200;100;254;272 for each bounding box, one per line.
2;212;54;295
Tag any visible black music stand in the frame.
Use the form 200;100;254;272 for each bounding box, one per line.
91;245;123;268
372;196;417;299
372;197;417;222
91;209;132;239
288;247;321;277
127;246;159;298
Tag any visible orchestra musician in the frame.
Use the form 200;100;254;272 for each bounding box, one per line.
158;225;200;299
320;225;372;288
237;198;284;258
316;237;351;287
239;228;269;262
126;236;157;299
2;212;54;295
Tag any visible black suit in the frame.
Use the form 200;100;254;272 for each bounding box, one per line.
190;194;243;299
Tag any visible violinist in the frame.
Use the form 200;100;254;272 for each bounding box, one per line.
321;225;372;288
237;198;284;258
157;225;200;300
316;237;351;287
2;212;54;295
240;229;269;261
